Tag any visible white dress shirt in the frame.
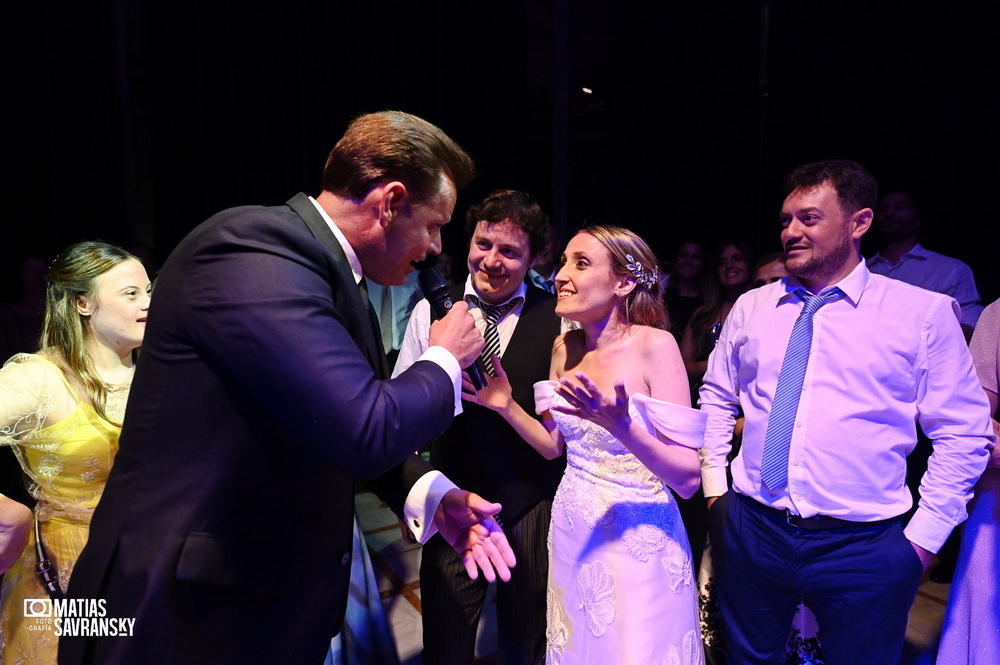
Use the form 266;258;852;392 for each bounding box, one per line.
393;276;529;398
699;259;994;553
308;196;462;543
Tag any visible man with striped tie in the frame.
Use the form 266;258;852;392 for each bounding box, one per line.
698;160;994;665
395;189;563;665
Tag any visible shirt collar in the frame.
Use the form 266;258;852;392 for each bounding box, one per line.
781;258;868;307
308;195;363;285
906;243;931;259
868;242;930;267
528;267;556;282
462;275;528;309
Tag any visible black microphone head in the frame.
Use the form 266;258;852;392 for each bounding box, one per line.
419;266;453;317
418;266;486;389
418;266;448;298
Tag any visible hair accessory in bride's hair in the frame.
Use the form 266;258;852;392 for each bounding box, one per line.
625;254;657;289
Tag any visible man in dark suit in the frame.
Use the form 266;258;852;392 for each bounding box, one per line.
59;111;516;665
394;190;563;665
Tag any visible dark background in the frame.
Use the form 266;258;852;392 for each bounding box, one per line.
2;1;996;300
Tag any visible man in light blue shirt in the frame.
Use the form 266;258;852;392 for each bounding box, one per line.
700;160;994;665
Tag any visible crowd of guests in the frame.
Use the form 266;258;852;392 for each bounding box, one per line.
0;112;996;665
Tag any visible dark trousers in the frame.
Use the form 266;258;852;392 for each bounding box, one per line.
708;492;924;665
421;499;550;665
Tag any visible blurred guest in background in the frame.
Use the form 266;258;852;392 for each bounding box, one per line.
868;189;983;338
681;241;753;392
753;252;788;287
527;224;560;295
368;272;424;372
665;240;707;342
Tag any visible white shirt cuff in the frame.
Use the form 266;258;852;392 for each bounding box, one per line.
420;345;463;416
701;466;731;498
403;470;459;544
903;506;956;554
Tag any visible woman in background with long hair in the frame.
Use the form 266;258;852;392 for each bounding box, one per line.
680;240;754;389
0;241;150;664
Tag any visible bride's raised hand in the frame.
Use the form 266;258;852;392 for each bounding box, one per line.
552;372;631;435
462;355;514;415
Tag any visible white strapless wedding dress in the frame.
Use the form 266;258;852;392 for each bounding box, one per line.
535;381;707;665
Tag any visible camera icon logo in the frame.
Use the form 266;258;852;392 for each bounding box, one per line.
24;599;53;617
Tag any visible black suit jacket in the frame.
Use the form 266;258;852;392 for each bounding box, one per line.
429;283;564;526
60;194;454;665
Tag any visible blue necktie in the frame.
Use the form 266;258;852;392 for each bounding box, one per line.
759;288;842;491
532;273;556;294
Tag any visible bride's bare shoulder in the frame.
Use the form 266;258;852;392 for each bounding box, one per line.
633;326;681;356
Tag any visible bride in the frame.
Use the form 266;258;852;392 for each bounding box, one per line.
468;225;707;664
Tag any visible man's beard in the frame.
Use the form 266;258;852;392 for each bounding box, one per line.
786;234;854;284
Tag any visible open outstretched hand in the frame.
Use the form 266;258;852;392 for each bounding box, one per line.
551;371;632;436
434;488;517;582
461;355;514;415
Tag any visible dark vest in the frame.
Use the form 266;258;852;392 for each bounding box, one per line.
429;283;565;525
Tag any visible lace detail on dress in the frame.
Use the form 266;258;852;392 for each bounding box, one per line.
546;586;568;664
0;354;54;444
550;392;681;538
577;561;615;637
104;382;130;424
623;524;667;562
663;629;702;665
57;558;74;594
544;383;704;664
1;353;122;664
0;407;51;442
662;538;695;593
80;455;101;483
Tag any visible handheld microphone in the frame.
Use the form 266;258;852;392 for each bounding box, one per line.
418;266;489;390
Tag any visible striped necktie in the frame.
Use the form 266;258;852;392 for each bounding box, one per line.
469;295;521;376
759;288;843;491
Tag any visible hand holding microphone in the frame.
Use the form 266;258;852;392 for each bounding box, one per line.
419;267;489;389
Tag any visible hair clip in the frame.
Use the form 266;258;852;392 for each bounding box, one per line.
625;254;657;289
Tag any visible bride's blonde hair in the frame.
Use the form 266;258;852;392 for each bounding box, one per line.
579;225;668;330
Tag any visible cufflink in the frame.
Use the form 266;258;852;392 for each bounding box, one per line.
412;518;421;529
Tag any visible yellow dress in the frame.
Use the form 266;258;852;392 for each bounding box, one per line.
0;354;122;665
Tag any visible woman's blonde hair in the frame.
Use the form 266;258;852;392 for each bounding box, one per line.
41;241;140;424
579;225;668;330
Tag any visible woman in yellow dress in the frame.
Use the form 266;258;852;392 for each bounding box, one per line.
0;241;151;664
